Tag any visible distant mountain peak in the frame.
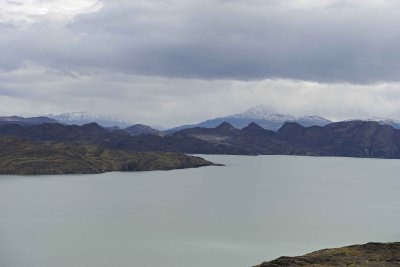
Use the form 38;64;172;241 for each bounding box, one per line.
277;122;306;137
227;105;331;129
243;122;265;131
48;112;132;128
81;122;103;130
124;124;163;136
167;105;332;132
215;122;236;130
229;105;293;121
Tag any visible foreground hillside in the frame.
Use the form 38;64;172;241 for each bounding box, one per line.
255;242;400;267
0;137;215;175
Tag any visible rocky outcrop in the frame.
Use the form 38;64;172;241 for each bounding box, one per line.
255;242;400;267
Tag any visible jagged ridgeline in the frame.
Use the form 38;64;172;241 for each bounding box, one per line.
1;120;400;159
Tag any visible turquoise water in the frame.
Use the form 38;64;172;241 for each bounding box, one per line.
0;155;399;267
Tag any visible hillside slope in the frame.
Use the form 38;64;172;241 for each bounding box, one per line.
255;242;400;267
0;137;215;175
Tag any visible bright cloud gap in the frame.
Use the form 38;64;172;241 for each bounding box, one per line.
0;0;103;25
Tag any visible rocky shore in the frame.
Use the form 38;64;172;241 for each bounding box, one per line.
255;242;400;267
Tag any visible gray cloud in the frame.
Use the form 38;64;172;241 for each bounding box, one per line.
2;0;400;126
1;0;400;83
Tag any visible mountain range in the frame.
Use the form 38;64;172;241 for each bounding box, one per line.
2;105;400;133
1;119;400;159
168;105;400;131
47;112;133;128
2;106;332;133
168;105;332;132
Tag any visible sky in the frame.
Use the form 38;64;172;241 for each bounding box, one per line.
2;0;400;127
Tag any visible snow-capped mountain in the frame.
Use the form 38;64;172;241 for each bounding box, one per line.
48;112;133;128
228;105;296;121
168;105;332;132
365;117;400;129
228;105;329;124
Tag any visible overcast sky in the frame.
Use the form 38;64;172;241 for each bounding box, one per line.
2;0;400;127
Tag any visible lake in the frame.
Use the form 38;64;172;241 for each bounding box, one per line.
0;155;399;267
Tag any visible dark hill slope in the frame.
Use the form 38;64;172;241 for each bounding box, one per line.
123;124;164;136
0;137;214;175
278;121;400;157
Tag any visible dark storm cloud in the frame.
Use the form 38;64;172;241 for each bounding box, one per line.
2;0;400;83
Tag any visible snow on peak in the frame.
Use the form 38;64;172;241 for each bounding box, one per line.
365;117;400;125
54;112;92;121
227;105;331;124
230;105;295;121
48;112;132;127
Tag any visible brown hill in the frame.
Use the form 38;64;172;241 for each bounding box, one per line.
0;137;215;175
255;242;400;267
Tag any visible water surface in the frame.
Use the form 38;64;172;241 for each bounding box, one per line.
0;155;399;267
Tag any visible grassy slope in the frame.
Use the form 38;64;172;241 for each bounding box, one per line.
255;242;400;267
0;137;214;175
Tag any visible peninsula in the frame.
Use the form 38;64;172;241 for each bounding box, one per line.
0;137;215;175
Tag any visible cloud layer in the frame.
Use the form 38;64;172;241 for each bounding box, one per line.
2;0;400;126
2;0;400;82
